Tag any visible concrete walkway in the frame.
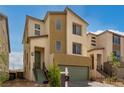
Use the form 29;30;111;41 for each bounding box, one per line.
69;81;115;87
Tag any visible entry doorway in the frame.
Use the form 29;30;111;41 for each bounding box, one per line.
35;51;41;69
97;54;102;70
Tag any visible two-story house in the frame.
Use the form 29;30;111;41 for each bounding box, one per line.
87;30;124;79
22;7;91;82
0;13;10;74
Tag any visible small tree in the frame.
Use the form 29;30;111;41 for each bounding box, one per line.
48;64;61;87
109;53;120;80
0;52;8;85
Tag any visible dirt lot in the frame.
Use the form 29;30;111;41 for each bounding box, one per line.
1;79;46;87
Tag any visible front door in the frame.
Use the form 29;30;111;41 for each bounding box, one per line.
35;51;41;69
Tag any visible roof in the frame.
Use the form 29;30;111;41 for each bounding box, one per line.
29;35;48;39
26;15;44;22
23;7;89;42
0;13;11;53
89;30;124;38
87;47;104;52
44;11;66;22
64;7;89;25
87;32;97;36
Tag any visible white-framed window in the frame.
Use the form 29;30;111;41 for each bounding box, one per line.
56;40;61;52
56;19;61;31
73;23;82;36
34;24;40;35
73;43;82;54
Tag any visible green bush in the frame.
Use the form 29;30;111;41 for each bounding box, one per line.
48;65;61;87
0;72;9;85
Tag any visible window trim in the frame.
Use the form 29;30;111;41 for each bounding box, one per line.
34;24;40;35
113;35;120;45
55;40;61;52
91;43;96;46
92;37;96;39
72;22;82;36
72;42;82;55
91;40;96;43
35;24;40;31
55;18;61;31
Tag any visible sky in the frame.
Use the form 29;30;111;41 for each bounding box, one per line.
0;5;124;70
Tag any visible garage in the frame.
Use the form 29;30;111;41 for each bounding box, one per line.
59;66;89;81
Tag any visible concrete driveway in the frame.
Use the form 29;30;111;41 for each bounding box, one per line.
69;81;115;87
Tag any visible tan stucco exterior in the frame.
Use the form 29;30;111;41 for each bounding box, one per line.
87;31;124;78
23;8;91;81
49;13;66;54
66;9;88;56
0;13;10;73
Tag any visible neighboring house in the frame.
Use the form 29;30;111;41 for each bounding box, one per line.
9;69;24;80
0;13;10;74
87;30;124;79
22;7;91;82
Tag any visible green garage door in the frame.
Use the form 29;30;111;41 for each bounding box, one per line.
59;66;89;81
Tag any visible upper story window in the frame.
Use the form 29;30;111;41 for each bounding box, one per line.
73;23;82;36
91;40;96;43
56;19;61;31
73;43;82;55
113;35;120;45
56;40;61;52
92;36;96;39
91;43;96;46
35;24;40;35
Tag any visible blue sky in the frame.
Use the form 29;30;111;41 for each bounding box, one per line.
0;5;124;52
0;5;124;69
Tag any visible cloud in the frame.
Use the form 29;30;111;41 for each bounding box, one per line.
9;52;23;70
90;29;124;36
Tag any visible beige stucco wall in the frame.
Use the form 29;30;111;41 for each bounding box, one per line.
66;9;88;56
87;33;97;50
28;19;46;37
53;53;92;79
0;16;9;73
121;37;124;58
23;42;30;79
24;16;51;80
44;15;51;66
49;13;66;54
88;50;104;78
97;32;113;62
29;37;49;81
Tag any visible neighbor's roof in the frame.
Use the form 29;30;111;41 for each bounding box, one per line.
88;30;124;37
0;13;11;53
87;47;105;52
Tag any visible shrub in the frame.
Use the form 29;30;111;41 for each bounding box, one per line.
48;65;61;87
0;72;9;85
108;53;120;79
